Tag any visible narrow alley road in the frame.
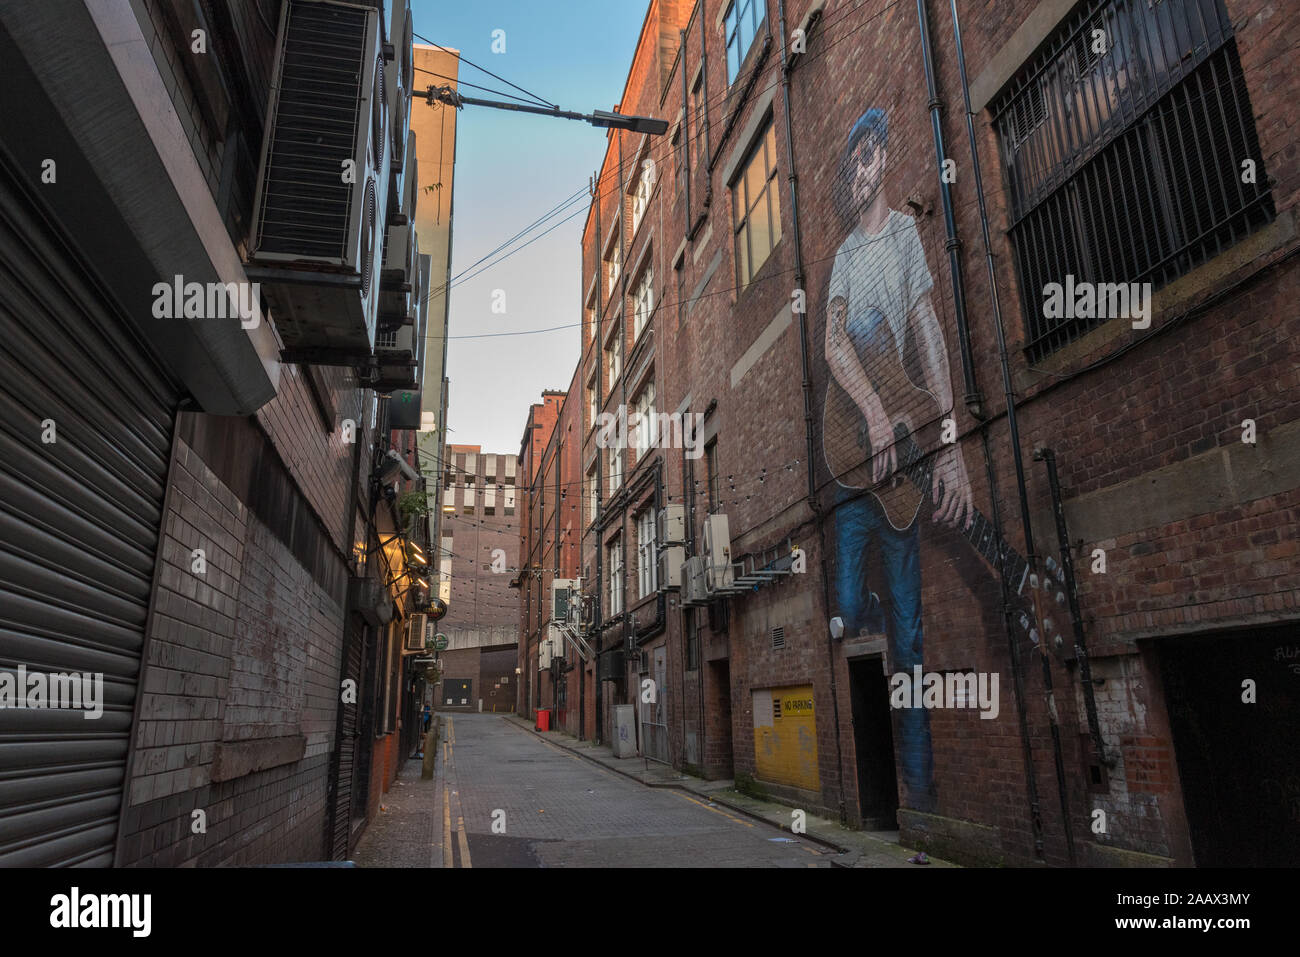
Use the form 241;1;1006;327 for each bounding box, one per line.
434;714;836;868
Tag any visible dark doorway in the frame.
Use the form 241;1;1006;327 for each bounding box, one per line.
1160;626;1300;866
442;678;473;708
707;660;734;777
849;656;899;829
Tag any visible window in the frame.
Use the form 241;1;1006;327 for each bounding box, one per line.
605;329;622;390
605;237;621;290
608;537;624;615
586;463;598;527
463;504;474;515
724;0;766;85
690;75;706;168
586;374;598;431
733;120;782;286
637;508;658;599
632;160;654;232
705;439;720;512
484;506;496;516
633;266;655;339
672;126;683;193
585;305;596;344
992;0;1272;359
632;380;656;459
609;444;624;495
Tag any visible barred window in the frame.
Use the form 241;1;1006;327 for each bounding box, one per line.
992;0;1273;359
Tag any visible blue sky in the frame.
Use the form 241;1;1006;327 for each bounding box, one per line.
410;0;650;456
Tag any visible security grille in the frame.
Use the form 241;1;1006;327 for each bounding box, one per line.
992;0;1274;359
254;0;369;258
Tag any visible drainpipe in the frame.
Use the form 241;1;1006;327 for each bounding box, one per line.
1036;447;1112;768
777;0;846;826
916;0;982;418
592;172;605;745
942;0;1076;863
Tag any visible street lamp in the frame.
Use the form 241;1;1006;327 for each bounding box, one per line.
425;85;669;136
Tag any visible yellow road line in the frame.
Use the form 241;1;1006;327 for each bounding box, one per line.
442;784;452;868
672;790;754;827
456;814;472;869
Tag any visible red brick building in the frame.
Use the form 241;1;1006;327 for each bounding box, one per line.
537;0;1299;867
514;385;590;734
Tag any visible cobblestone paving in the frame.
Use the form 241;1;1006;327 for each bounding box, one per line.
444;713;836;868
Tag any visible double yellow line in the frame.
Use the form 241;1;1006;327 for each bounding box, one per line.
441;717;472;868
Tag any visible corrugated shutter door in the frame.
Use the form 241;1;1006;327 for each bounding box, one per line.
329;616;363;859
0;160;178;866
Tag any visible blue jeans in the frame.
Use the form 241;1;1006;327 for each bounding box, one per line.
832;486;935;812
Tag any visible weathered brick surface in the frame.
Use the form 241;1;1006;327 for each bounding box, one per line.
120;436;346;866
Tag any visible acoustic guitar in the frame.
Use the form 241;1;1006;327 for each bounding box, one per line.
823;306;1068;645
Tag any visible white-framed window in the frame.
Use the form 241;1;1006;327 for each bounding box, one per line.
632;159;655;232
724;0;767;85
637;507;657;599
632;379;656;458
586;373;598;432
609;443;624;494
585;305;596;343
605;239;621;290
608;536;624;615
605;329;621;390
633;265;655;339
585;462;598;527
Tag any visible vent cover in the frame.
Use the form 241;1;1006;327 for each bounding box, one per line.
254;1;368;259
360;177;376;296
771;626;785;650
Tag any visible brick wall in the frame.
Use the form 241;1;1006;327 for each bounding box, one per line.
119;436;345;866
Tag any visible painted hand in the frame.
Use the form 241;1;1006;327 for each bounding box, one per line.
861;390;896;484
931;443;973;530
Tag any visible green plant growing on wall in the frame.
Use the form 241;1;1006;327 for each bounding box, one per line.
397;489;429;522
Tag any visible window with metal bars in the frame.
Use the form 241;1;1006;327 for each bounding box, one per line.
992;0;1274;360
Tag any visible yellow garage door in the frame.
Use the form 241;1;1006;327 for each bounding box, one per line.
753;685;820;791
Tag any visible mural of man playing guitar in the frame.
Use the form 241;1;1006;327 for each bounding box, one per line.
823;108;973;814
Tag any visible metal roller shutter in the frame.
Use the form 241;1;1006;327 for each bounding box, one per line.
0;157;178;866
329;615;364;860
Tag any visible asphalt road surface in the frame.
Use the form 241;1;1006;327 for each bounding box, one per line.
440;713;836;868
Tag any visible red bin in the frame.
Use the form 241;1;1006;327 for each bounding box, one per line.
535;709;550;732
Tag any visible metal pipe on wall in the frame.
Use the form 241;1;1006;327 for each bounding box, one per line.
942;0;1076;863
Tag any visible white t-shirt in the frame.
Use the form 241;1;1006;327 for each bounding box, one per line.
827;209;934;366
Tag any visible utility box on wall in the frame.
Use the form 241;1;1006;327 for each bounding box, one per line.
612;704;637;758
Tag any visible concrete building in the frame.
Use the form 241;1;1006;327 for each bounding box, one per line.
537;0;1299;868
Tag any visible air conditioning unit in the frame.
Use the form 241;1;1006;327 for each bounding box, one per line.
657;545;684;590
578;593;595;627
657;504;685;544
381;220;416;321
249;0;389;354
375;230;419;390
682;556;708;605
387;0;414;187
552;579;580;623
539;628;554;670
404;612;428;651
703;514;733;590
